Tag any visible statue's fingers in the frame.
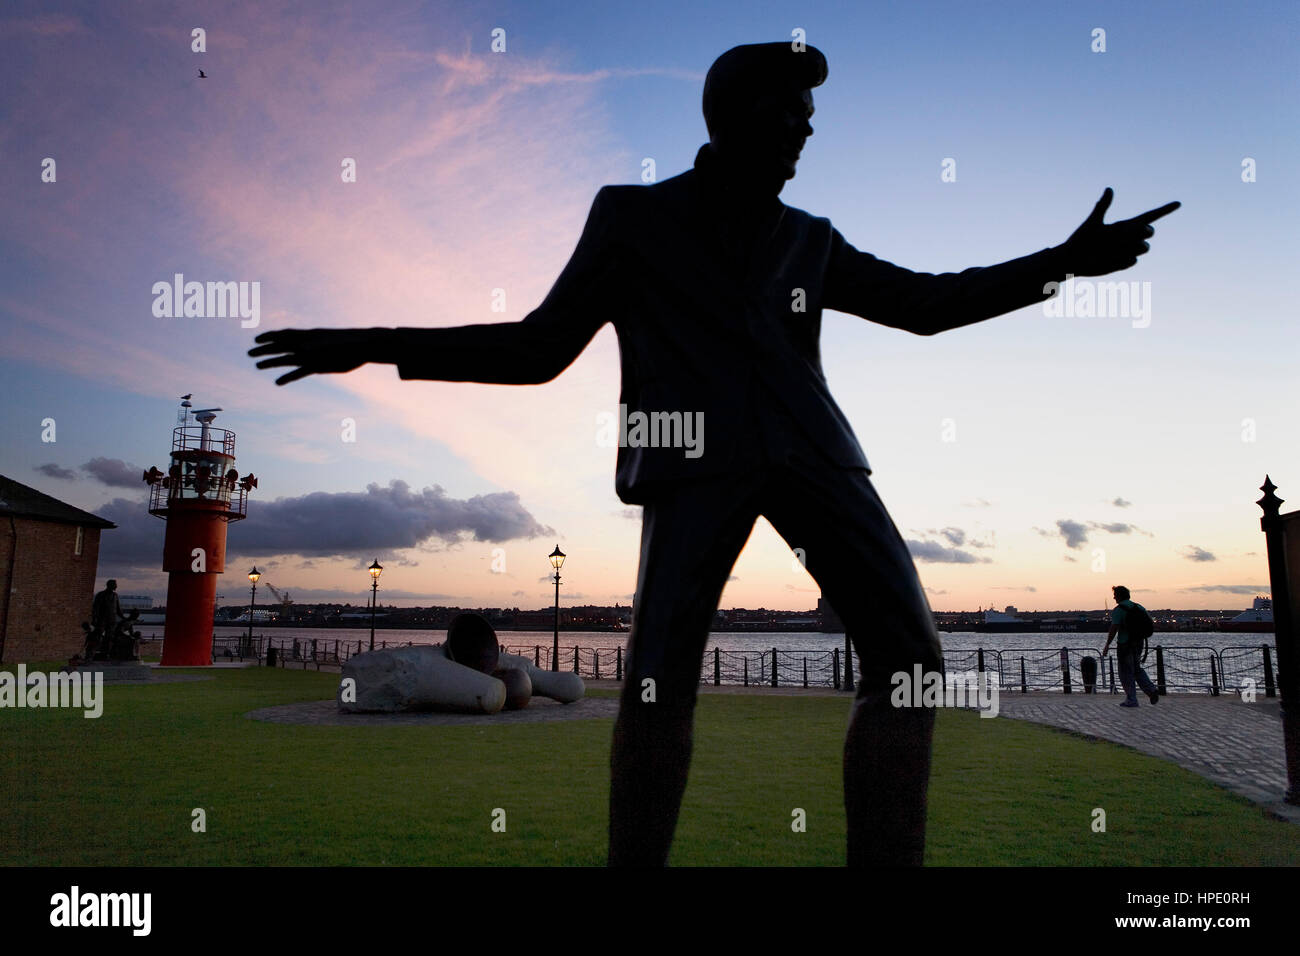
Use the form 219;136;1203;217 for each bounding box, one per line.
1087;187;1114;224
275;367;315;386
1134;201;1180;224
255;355;303;369
248;342;294;357
252;328;299;344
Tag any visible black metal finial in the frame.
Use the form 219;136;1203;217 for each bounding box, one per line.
1258;475;1283;519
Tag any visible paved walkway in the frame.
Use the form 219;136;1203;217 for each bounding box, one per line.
995;692;1300;822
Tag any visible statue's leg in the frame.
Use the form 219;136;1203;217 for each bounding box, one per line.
609;476;760;866
764;457;943;866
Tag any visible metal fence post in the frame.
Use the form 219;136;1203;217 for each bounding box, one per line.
616;646;623;682
844;638;854;692
1263;644;1277;698
1210;654;1220;696
574;646;580;674
594;650;600;679
803;657;808;688
1258;475;1300;803
832;647;840;690
743;657;749;687
771;647;778;688
1155;646;1167;695
1060;648;1072;694
714;647;720;687
1020;656;1027;694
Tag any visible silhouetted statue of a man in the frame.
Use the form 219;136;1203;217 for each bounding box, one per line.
87;578;123;658
250;43;1178;866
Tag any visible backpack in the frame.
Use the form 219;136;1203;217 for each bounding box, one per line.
1126;603;1154;660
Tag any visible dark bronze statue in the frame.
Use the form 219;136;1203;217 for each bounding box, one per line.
250;42;1178;865
82;580;141;662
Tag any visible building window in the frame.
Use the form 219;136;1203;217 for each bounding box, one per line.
74;526;84;556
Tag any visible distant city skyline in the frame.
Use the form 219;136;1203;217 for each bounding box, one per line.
2;1;1294;614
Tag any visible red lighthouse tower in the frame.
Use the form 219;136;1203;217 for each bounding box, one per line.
143;400;257;666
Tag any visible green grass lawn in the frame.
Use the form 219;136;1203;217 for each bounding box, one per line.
1;666;1296;865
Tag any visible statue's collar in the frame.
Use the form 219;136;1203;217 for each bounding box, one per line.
692;143;785;209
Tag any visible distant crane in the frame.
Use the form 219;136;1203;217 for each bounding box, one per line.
265;582;293;619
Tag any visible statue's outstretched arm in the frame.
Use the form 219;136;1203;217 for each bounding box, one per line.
250;188;620;386
824;189;1178;336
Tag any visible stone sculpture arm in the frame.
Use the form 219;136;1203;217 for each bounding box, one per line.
498;652;585;703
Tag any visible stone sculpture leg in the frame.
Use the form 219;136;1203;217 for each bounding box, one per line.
339;645;507;714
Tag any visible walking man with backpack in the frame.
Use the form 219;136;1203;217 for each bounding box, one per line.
1103;585;1159;707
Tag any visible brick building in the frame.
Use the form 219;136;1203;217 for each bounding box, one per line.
0;475;116;663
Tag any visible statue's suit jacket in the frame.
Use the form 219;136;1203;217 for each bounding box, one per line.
394;146;1069;504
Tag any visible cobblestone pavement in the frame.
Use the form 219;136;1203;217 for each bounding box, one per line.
995;692;1300;822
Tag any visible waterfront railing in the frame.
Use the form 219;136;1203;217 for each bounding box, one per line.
209;635;1280;696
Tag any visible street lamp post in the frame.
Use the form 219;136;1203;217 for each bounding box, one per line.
246;566;260;658
368;559;384;651
549;545;565;671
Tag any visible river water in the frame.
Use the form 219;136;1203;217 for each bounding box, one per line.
191;625;1266;657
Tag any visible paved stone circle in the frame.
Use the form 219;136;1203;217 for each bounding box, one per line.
246;694;620;727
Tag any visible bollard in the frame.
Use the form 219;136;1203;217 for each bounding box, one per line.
1020;657;1027;694
1081;655;1098;694
1155;646;1167;695
1060;648;1072;694
714;647;720;687
833;647;841;690
1210;654;1220;696
1264;645;1277;698
772;648;778;688
616;646;623;682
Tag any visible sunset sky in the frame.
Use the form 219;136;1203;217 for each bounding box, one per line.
2;0;1295;613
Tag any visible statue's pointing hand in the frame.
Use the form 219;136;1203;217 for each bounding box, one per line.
1061;187;1180;277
